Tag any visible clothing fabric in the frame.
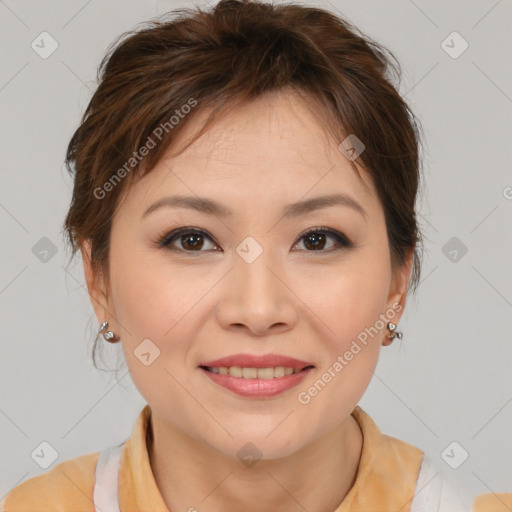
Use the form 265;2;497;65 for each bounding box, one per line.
0;404;496;511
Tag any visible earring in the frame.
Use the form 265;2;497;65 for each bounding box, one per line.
98;321;119;343
386;322;402;341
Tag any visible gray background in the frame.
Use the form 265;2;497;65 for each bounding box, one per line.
1;0;511;502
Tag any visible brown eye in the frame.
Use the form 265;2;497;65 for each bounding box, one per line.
180;233;205;250
293;228;352;252
303;232;328;250
159;228;219;252
157;226;352;254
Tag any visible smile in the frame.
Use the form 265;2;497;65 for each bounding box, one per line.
199;365;315;398
202;365;312;378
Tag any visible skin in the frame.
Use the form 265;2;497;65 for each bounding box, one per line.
82;88;413;512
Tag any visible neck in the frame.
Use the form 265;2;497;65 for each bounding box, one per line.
147;410;363;512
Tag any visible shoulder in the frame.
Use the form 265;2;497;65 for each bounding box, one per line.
472;492;512;512
1;450;100;512
412;453;502;512
352;406;425;466
439;483;512;512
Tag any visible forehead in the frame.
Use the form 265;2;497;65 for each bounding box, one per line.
121;89;379;218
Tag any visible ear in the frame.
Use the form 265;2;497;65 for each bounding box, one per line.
383;247;414;344
80;239;111;326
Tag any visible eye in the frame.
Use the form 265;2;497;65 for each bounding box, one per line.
292;227;353;252
157;226;353;253
158;227;219;252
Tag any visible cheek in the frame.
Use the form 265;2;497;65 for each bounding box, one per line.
109;250;221;398
295;263;388;431
110;247;206;342
331;273;389;349
110;254;202;415
305;251;391;348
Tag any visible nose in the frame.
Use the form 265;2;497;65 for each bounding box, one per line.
215;251;298;337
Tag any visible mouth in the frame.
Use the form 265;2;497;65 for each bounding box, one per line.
198;364;315;398
200;365;315;379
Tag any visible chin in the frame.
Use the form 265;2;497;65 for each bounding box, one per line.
203;428;308;464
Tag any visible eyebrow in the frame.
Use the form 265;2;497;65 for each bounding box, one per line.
141;193;368;221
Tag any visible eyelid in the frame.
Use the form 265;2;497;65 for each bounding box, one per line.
157;226;219;250
157;226;353;252
292;226;353;251
295;226;350;243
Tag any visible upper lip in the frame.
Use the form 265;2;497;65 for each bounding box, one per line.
200;353;314;370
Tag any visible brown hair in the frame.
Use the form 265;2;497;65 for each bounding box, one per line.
63;0;424;365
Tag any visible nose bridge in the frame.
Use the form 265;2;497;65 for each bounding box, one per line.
216;236;297;334
234;236;283;302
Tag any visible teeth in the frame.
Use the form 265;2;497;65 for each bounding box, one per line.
242;367;258;379
230;366;243;378
207;366;301;378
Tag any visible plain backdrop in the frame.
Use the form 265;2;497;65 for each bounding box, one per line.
1;0;511;501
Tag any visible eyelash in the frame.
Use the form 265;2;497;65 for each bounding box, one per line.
156;226;353;254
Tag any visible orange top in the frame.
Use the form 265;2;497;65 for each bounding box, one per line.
1;404;504;511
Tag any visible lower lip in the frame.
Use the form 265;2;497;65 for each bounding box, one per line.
200;367;314;398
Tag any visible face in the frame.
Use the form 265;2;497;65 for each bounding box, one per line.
83;89;412;460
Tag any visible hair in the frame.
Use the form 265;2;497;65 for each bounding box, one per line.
62;0;424;369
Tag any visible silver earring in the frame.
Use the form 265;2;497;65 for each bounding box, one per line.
98;321;119;343
387;322;402;340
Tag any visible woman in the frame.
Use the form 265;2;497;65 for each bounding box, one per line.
2;0;504;510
